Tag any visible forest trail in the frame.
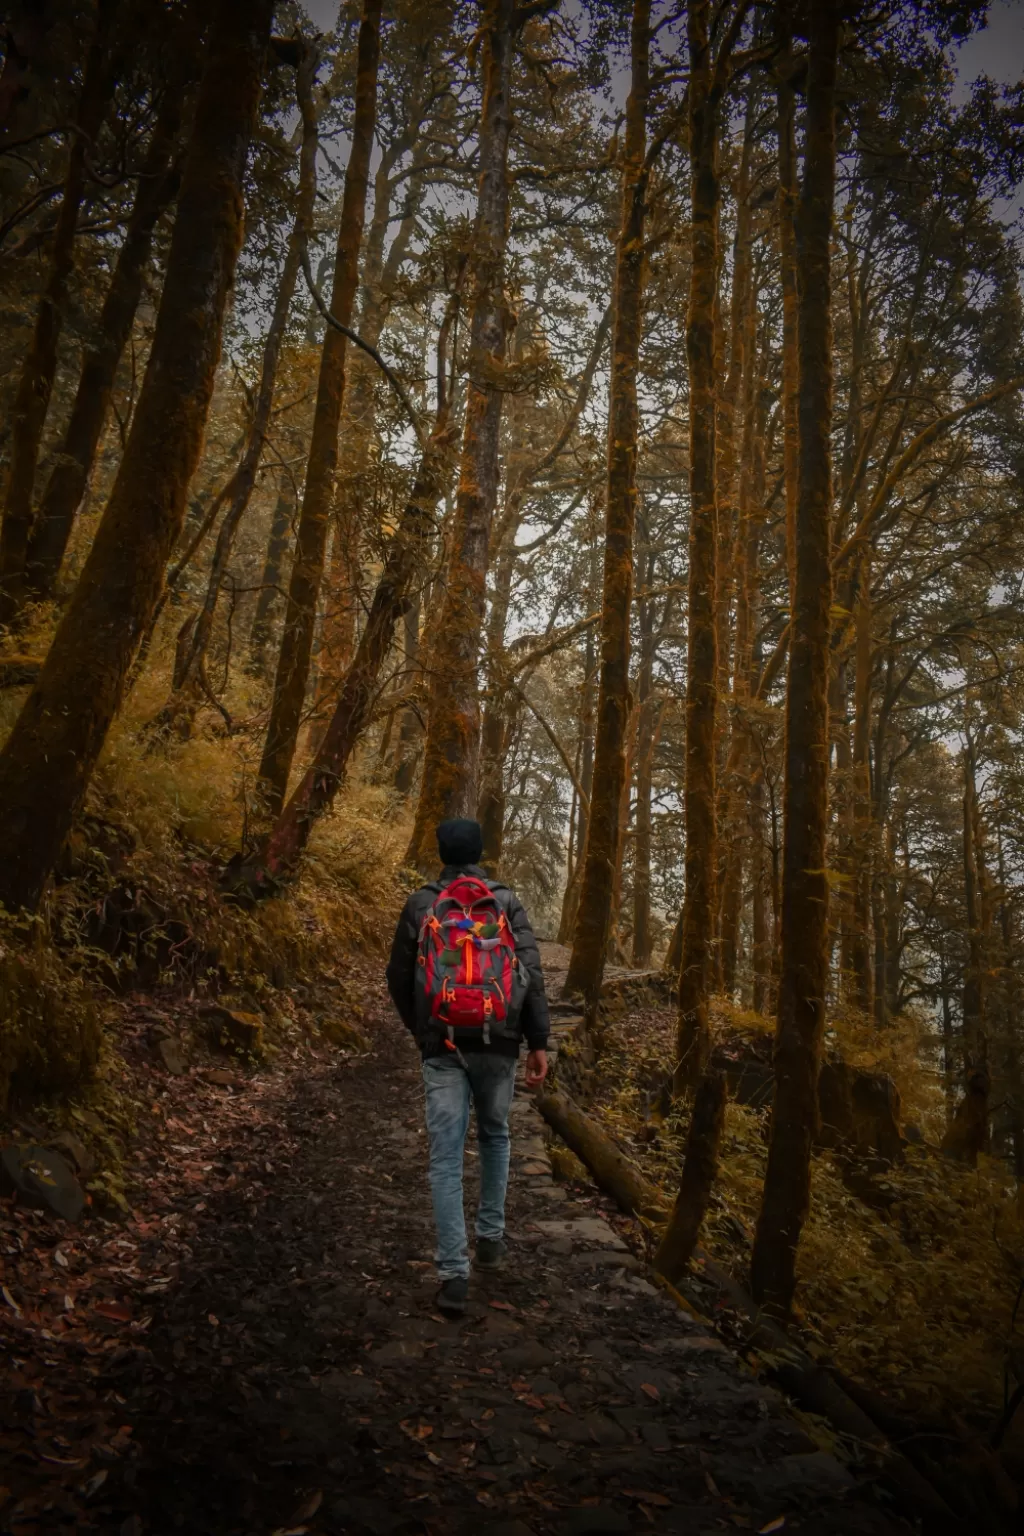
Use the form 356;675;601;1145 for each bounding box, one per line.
3;962;910;1536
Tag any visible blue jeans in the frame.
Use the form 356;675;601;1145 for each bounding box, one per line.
422;1052;518;1280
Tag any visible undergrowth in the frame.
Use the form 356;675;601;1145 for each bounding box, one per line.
0;638;411;1113
581;996;1024;1431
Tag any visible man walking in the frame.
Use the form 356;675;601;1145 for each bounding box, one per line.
386;818;550;1315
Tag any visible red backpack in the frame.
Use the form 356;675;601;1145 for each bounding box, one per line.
416;874;525;1045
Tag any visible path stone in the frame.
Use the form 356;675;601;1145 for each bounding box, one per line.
532;1215;627;1248
157;1035;188;1075
0;1143;86;1222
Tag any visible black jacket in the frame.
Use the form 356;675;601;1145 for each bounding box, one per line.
385;864;550;1056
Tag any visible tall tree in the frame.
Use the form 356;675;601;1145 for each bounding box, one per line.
0;0;274;914
0;0;119;626
751;0;840;1317
404;0;521;866
160;35;320;731
674;0;747;1091
562;0;650;1001
257;0;383;815
22;4;203;609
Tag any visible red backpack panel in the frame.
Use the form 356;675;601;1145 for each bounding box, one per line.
416;875;522;1044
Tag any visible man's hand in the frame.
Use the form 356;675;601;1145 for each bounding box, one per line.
525;1049;548;1089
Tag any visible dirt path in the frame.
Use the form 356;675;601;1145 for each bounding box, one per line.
2;963;911;1536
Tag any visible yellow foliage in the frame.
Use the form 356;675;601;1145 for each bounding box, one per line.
583;1002;1024;1427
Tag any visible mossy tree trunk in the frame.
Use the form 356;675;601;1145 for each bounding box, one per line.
163;37;320;732
405;0;519;868
257;0;382;815
675;0;726;1090
563;0;649;1002
0;0;119;627
751;0;840;1318
0;0;274;914
247;492;294;677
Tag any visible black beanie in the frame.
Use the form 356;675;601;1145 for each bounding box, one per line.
437;818;483;868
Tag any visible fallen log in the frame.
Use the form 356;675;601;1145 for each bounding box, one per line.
539;1083;961;1532
0;656;41;689
654;1068;726;1282
534;1088;666;1222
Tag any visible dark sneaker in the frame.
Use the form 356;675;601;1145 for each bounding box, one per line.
475;1237;506;1270
437;1276;468;1316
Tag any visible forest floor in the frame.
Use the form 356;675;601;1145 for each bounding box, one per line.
0;944;915;1536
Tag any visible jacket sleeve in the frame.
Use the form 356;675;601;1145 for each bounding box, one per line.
385;894;421;1035
506;894;550;1049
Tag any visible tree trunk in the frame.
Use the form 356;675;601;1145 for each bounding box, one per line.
257;0;382;815
631;691;658;968
631;539;659;968
478;539;518;869
941;737;990;1164
0;3;55;137
562;0;649;1002
675;0;721;1090
315;137;431;701
163;37;320;731
557;526;600;944
0;0;274;914
23;9;201;606
717;243;762;997
850;546;873;1011
535;1089;665;1222
654;1069;727;1283
751;0;839;1318
751;774;770;1013
0;0;118;626
393;589;422;794
247;492;294;677
404;0;519;867
774;9;799;601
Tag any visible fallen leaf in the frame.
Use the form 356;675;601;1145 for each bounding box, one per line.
705;1470;720;1496
64;1293;75;1311
488;1299;516;1312
624;1489;671;1507
400;1420;434;1441
759;1520;786;1534
53;1249;69;1269
289;1490;322;1522
94;1300;132;1322
81;1470;108;1498
2;1285;21;1316
640;1381;660;1400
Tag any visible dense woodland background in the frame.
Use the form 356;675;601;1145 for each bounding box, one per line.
2;0;1024;1520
